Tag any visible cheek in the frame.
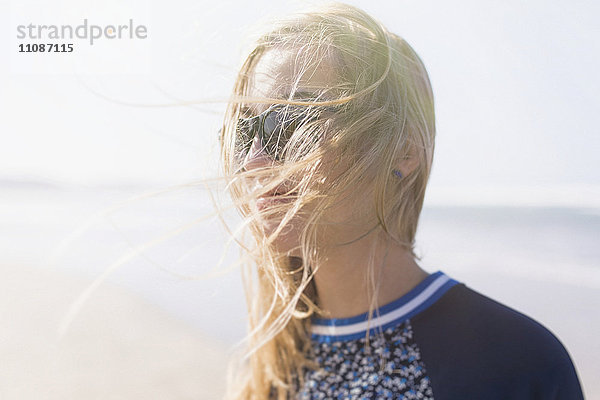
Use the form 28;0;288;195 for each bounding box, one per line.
319;191;374;226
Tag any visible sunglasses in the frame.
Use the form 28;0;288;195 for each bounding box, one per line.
235;104;335;162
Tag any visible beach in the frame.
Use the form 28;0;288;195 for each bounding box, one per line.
0;263;230;400
1;185;598;399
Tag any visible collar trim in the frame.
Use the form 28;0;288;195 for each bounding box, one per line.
310;271;458;342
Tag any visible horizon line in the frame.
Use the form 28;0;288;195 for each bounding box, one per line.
1;176;599;209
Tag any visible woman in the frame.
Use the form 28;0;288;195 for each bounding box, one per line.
219;3;583;399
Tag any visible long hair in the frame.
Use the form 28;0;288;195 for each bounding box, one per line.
220;3;435;399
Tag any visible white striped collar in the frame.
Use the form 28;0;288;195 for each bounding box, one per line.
310;271;458;342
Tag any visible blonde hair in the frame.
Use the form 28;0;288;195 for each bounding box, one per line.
220;3;435;399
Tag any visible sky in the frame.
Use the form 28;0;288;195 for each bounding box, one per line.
1;0;599;206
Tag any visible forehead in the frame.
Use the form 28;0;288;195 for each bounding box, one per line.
247;47;339;106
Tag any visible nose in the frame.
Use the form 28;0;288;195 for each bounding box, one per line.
243;134;272;171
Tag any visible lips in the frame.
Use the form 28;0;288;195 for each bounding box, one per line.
256;185;298;211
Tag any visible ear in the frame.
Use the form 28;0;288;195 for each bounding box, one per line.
394;145;419;178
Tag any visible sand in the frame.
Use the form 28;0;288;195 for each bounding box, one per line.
0;264;231;400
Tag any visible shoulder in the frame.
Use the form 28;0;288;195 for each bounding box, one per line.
410;283;583;399
413;283;565;357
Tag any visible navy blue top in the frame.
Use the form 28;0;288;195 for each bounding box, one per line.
295;271;584;399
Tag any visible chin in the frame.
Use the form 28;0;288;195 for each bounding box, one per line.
260;219;303;257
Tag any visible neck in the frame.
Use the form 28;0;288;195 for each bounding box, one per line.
309;231;429;319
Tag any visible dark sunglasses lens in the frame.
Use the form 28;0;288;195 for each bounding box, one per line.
262;110;286;160
235;105;322;163
262;108;302;160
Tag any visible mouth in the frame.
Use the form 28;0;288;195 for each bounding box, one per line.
256;185;298;211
